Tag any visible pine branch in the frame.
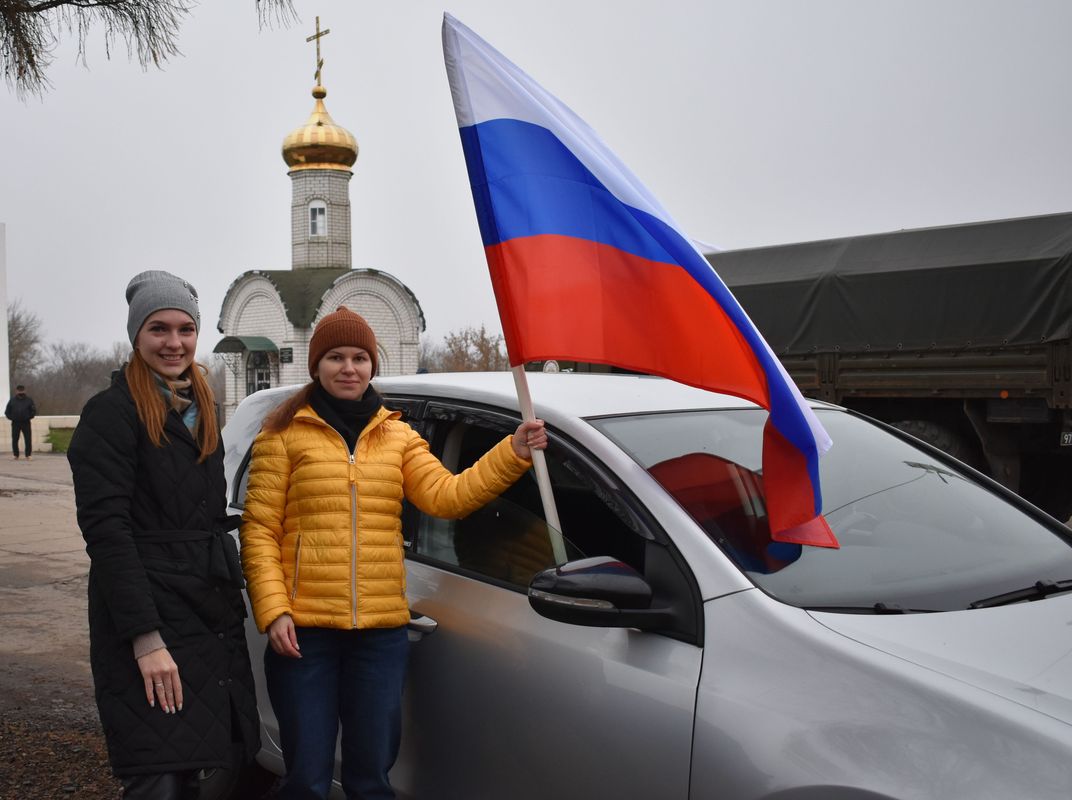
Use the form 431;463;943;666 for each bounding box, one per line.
1;0;294;97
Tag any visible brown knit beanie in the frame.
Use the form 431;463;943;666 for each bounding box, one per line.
308;306;378;377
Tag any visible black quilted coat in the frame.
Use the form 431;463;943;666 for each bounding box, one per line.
68;370;260;776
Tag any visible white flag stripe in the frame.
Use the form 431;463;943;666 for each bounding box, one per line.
443;14;687;241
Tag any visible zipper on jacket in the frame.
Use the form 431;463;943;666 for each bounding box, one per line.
290;534;303;600
349;451;359;627
299;410;375;630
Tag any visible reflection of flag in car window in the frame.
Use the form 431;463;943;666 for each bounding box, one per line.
649;453;802;575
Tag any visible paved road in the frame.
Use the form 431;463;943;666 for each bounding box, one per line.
0;453;93;702
0;453;121;797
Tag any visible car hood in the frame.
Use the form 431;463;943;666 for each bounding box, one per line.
810;593;1072;726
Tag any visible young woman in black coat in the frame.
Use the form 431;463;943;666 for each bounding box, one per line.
68;271;260;799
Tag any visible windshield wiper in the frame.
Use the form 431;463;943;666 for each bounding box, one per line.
804;603;937;615
969;580;1072;609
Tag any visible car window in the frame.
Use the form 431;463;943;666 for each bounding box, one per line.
417;492;584;588
412;416;647;590
592;408;1072;612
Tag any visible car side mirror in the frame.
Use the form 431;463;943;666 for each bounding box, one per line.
528;556;674;631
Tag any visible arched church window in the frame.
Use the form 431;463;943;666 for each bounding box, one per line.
246;351;272;395
309;200;327;237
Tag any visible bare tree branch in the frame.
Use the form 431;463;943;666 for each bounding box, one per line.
420;326;510;373
2;0;294;97
7;297;44;389
256;0;296;31
31;339;125;413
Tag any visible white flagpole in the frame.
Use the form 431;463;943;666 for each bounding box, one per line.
511;365;568;564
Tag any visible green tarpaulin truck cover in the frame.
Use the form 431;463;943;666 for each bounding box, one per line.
708;212;1072;355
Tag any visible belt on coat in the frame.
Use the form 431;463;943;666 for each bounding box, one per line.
137;524;245;589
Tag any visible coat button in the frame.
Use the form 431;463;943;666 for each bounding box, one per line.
218;679;226;687
217;632;225;639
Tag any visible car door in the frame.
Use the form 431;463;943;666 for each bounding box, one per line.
391;400;704;800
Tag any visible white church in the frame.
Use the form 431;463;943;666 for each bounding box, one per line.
215;40;424;423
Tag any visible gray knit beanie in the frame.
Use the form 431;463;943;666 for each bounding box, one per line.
125;270;201;345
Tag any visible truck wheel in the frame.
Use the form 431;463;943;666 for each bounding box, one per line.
1022;461;1072;524
1029;483;1072;524
890;420;985;470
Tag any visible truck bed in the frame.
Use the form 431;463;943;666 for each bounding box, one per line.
709;212;1072;357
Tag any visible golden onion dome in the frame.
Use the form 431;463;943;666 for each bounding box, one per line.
282;85;358;172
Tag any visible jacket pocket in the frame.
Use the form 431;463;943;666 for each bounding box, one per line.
290;534;303;600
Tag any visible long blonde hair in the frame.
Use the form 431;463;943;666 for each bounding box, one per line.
126;350;219;461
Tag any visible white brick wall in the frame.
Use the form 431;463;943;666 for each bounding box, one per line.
217;268;424;425
319;271;423;377
290;170;353;269
217;275;293;423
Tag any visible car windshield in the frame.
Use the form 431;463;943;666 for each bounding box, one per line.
591;409;1072;611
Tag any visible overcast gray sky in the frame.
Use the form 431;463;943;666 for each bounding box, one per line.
3;0;1071;356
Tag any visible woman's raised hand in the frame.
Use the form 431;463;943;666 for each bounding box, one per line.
137;648;183;714
512;419;548;460
268;613;302;658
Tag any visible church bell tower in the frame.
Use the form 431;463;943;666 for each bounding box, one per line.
281;17;358;270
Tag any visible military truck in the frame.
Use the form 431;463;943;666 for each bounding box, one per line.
709;211;1072;520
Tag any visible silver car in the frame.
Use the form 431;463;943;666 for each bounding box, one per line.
221;372;1072;800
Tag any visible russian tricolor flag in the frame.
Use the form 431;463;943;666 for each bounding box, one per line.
442;14;837;548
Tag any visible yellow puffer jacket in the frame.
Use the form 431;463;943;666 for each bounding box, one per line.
240;404;531;633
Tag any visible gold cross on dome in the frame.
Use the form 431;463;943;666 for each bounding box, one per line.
306;16;331;84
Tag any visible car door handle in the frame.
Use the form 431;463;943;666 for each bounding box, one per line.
408;611;438;642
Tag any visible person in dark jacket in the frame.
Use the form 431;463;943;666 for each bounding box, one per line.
5;384;36;460
68;271;260;799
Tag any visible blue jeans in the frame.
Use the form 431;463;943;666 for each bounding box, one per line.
265;626;410;800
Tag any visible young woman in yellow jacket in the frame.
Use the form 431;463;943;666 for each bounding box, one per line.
240;307;546;799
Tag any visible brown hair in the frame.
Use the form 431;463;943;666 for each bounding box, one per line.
126;351;219;461
262;381;317;433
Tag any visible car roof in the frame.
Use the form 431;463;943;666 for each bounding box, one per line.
375;372;763;419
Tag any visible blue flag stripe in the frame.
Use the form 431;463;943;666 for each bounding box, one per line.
461;118;822;505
